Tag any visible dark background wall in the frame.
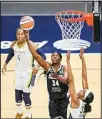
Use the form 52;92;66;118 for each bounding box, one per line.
1;1;102;53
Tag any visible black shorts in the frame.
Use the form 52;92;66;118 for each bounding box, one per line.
49;97;69;119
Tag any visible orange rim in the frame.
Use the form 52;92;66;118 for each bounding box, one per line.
55;10;93;26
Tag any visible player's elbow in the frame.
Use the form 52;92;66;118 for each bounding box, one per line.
36;48;46;60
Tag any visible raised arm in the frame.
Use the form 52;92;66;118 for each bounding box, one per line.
66;51;79;105
32;48;46;75
26;40;50;71
32;42;47;74
79;48;88;89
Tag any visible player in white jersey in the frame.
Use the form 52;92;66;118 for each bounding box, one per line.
66;48;94;118
2;27;46;119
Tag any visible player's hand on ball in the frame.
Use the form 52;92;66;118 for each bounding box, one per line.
2;65;7;75
79;48;84;60
66;50;70;60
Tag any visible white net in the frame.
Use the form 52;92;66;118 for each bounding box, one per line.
54;11;91;51
56;12;84;40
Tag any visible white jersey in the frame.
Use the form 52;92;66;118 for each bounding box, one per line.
13;41;34;70
70;100;85;118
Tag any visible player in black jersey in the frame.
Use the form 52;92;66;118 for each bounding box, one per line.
26;39;70;119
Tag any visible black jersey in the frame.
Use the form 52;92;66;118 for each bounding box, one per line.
46;65;69;100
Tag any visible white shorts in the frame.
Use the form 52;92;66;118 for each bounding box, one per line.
15;68;33;93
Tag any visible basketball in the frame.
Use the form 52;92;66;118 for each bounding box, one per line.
20;16;35;30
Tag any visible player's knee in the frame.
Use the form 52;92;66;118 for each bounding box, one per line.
15;89;23;104
23;92;31;106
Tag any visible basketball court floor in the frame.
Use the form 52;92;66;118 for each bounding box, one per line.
1;53;101;118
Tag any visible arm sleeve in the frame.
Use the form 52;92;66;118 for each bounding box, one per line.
36;48;46;60
5;48;14;64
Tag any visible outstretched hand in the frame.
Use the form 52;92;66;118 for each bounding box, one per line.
66;50;71;60
79;48;84;60
2;65;7;75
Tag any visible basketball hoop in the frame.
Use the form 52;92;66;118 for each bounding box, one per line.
54;10;93;51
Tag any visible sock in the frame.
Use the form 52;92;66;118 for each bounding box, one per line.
25;106;32;118
16;104;23;114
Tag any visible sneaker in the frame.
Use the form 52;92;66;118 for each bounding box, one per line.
25;114;32;119
15;113;23;119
